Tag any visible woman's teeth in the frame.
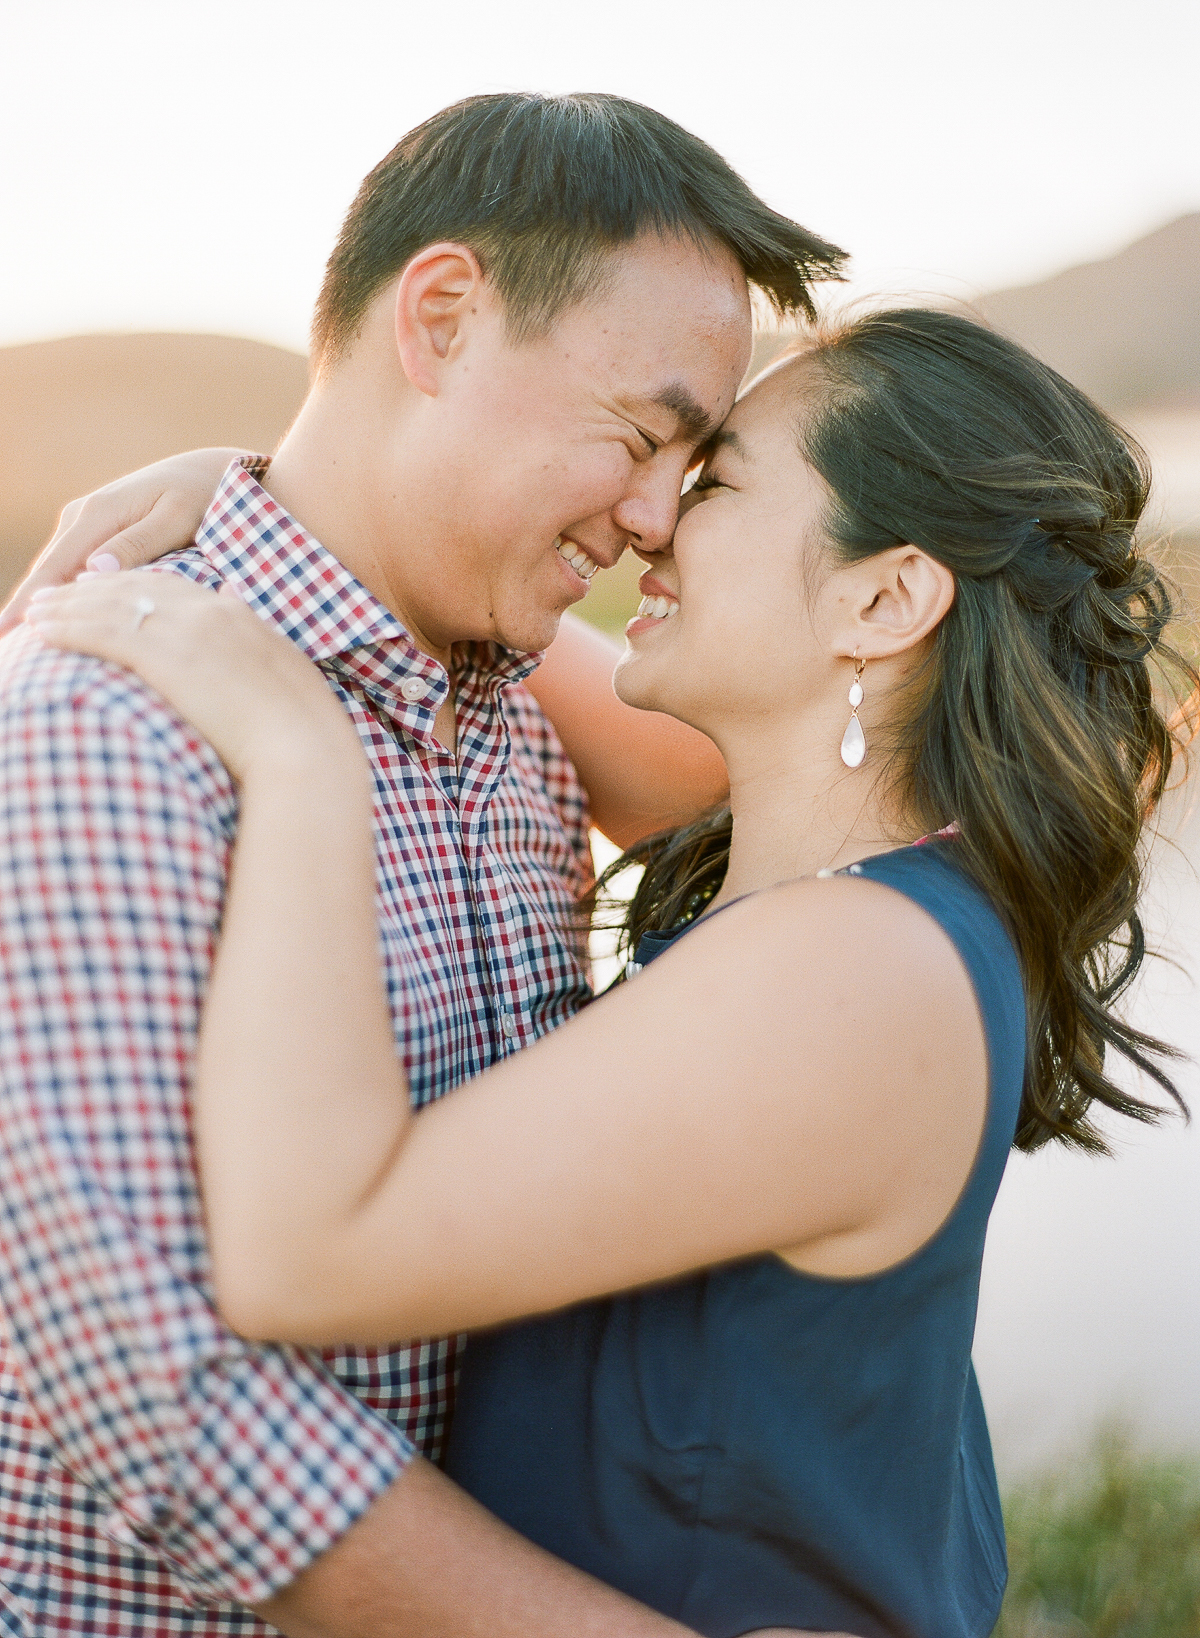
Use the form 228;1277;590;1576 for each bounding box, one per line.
555;537;600;582
636;595;679;621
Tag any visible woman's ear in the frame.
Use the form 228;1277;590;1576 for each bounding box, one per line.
853;545;955;658
393;243;485;398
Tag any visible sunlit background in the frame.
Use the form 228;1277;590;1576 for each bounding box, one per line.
3;0;1199;1561
4;0;1199;348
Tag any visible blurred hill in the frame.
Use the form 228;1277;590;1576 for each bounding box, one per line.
979;215;1200;613
977;213;1200;414
0;333;308;596
2;216;1198;608
748;212;1200;418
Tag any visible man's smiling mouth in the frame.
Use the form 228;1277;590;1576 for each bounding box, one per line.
555;537;600;582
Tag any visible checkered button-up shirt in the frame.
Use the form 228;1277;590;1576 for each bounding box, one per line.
0;462;594;1634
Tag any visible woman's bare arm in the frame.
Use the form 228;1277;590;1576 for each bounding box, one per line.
26;573;986;1349
207;766;985;1345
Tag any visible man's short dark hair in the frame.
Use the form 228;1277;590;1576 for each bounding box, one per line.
312;92;847;366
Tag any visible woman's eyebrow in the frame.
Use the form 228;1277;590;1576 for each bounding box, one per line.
698;427;749;462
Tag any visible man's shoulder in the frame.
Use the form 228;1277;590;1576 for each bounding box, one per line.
0;622;147;722
0;553;218;714
0;603;233;811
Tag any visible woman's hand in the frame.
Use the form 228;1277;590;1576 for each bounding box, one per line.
0;447;255;637
24;571;366;785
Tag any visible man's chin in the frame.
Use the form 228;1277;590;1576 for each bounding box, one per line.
491;606;567;657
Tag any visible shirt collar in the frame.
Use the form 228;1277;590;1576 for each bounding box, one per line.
195;460;541;693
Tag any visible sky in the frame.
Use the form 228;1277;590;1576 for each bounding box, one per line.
4;0;1199;356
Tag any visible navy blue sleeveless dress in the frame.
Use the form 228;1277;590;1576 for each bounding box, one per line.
446;843;1025;1636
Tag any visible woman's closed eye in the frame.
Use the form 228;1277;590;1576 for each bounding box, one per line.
689;469;727;494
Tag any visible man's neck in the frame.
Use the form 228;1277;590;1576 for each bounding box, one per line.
263;383;460;755
263;380;456;673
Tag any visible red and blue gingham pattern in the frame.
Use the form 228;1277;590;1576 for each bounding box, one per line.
0;462;594;1633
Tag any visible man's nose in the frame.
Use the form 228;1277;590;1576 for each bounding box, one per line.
611;463;685;556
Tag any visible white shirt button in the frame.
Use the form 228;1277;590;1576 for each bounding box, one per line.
500;1010;517;1039
400;678;425;703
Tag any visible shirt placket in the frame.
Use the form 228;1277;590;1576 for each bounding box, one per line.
339;650;458;797
342;646;522;1061
454;665;531;1058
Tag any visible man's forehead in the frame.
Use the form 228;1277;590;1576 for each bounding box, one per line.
581;238;750;432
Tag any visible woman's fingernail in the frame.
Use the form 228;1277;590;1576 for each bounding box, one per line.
29;587;57;603
87;552;121;573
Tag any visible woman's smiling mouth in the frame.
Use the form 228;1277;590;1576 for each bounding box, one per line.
634;595;679;621
627;570;680;636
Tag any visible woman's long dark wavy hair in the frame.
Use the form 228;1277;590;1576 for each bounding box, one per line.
601;307;1198;1153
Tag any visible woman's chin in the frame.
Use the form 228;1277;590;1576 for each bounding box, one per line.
612;651;665;715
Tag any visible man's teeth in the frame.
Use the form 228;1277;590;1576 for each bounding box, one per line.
554;537;600;581
636;595;680;620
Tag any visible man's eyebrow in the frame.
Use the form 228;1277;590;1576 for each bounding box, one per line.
650;384;719;443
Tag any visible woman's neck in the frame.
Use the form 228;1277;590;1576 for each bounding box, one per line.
707;733;923;913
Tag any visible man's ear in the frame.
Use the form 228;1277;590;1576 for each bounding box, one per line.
850;545;956;659
393;243;485;398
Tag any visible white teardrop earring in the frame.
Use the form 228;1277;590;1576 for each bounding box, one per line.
840;656;867;769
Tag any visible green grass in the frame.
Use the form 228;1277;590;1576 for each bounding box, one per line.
996;1430;1200;1637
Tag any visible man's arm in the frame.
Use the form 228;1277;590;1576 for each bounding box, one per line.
525;612;728;848
257;1457;691;1638
0;637;417;1607
0;633;696;1633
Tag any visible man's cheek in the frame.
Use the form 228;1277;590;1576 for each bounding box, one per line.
564;453;633;520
